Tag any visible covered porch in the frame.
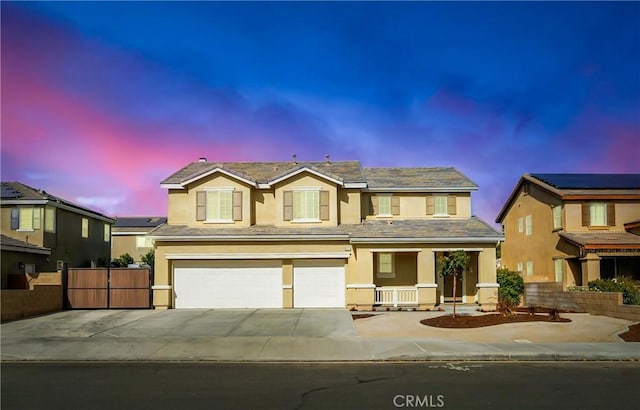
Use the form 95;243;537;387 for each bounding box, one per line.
365;247;496;310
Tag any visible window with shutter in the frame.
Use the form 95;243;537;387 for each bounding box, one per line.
292;190;319;221
426;195;435;215
434;195;448;215
377;195;392;216
590;203;607;226
19;208;34;231
205;190;233;222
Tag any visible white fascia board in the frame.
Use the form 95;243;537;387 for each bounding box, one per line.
368;248;422;253
151;234;350;242
476;283;500;288
346;283;376;289
365;187;477;192
0;244;51;255
268;167;344;186
112;231;149;236
344;182;367;189
258;183;271;189
164;252;351;260
416;283;438;288
160;183;184;189
349;237;504;244
431;248;484;252
180;168;257;188
2;199;115;223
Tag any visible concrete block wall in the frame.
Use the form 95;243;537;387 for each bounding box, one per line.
1;285;63;322
524;282;640;321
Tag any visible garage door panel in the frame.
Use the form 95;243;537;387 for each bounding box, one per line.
174;261;282;308
294;260;345;308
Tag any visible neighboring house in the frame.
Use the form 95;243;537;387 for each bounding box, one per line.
150;159;502;310
112;217;167;263
496;174;640;287
1;182;115;288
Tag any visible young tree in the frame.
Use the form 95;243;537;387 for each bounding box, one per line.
438;250;471;318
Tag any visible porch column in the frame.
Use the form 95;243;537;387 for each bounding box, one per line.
416;250;436;310
476;248;498;311
581;253;601;285
152;251;172;310
345;247;375;310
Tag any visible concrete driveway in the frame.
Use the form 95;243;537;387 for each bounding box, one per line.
0;308;358;339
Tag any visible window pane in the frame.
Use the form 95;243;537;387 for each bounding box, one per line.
553;206;562;229
518;217;523;233
19;208;33;230
554;259;564;282
136;236;146;248
378;196;391;215
378;253;393;273
82;218;89;238
526;261;534;276
293;190;319;220
103;224;110;242
590;203;606;226
435;196;447;214
45;207;56;232
525;215;533;235
206;190;233;220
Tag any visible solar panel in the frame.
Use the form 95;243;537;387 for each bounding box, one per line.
0;184;23;199
531;174;640;189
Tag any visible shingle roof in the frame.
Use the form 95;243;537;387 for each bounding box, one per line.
531;174;640;190
363;167;477;190
559;231;640;249
161;161;366;186
0;234;51;254
0;181;114;222
149;217;502;243
114;217;167;228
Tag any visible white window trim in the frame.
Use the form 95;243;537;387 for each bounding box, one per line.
434;195;448;216
516;262;523;272
291;187;321;223
554;258;564;283
518;217;523;233
204;187;235;223
45;207;56;233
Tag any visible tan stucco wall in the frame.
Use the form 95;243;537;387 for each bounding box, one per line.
339;189;362;224
111;232;153;263
274;173;338;227
254;191;276;225
500;185;567;281
565;201;640;232
361;192;472;220
1;206;45;246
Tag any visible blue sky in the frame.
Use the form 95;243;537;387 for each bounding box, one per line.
2;1;639;224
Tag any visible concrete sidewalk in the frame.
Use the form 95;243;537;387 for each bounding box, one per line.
1;309;638;362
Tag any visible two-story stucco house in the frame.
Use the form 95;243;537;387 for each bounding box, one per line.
112;217;167;264
496;174;640;287
150;159;502;310
1;181;115;288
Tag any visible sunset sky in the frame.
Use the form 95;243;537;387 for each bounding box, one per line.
2;1;639;226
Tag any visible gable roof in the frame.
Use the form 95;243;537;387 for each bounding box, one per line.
496;173;640;223
114;217;167;228
0;182;115;223
363;167;477;191
160;161;366;189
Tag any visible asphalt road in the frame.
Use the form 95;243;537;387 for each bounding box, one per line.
2;362;639;409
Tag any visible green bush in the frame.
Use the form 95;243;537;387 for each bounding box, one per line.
497;268;525;314
588;277;640;305
112;253;135;268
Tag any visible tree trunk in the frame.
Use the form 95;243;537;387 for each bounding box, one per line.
453;274;457;318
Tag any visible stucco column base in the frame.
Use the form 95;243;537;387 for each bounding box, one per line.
417;286;437;308
152;287;172;309
476;284;499;311
346;286;375;309
581;253;601;285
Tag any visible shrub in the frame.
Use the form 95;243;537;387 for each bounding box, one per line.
497;268;525;316
112;253;135;268
141;249;155;269
588;277;640;305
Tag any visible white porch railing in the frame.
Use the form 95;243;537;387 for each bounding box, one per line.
375;287;418;307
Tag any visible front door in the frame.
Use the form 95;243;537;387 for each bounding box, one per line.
443;274;463;303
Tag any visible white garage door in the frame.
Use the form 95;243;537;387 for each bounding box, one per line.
294;260;345;308
173;260;282;308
